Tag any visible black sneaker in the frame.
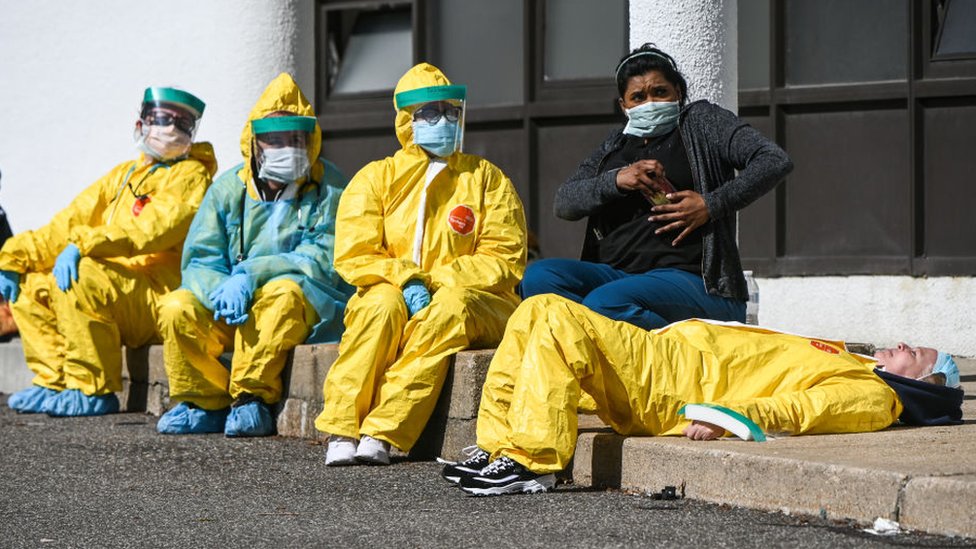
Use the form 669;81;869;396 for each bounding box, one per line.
458;456;555;496
440;446;491;484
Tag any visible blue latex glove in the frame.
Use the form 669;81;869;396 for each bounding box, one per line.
402;279;431;318
53;243;81;292
208;273;254;325
0;269;20;303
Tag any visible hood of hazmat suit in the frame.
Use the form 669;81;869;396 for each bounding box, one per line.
334;63;527;299
179;73;353;343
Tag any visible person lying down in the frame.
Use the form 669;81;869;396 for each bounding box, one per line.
443;294;964;496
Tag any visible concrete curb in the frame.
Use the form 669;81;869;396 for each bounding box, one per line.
570;431;976;538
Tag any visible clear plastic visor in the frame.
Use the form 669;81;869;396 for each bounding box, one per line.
408;99;465;153
140;101;200;138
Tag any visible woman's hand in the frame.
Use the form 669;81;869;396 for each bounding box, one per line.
682;420;725;441
615;159;668;200
649;190;709;246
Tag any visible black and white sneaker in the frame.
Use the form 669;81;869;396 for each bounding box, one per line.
458;456;555;496
439;445;491;484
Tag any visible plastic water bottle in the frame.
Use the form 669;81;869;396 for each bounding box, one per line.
744;270;759;325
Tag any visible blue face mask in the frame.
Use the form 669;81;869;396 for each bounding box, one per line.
413;118;460;158
623;100;680;138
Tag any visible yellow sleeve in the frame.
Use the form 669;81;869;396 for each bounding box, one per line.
428;165;527;292
718;373;901;436
0;164;121;273
68;160;212;258
333;162;426;289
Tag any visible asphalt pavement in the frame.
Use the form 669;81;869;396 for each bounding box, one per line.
2;398;973;548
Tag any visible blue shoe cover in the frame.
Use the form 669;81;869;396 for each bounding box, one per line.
8;385;59;413
157;402;229;434
224;400;274;437
45;389;119;417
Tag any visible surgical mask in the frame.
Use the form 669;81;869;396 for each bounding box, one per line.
258;147;310;184
623;100;680;138
413;118;460;158
136;124;191;160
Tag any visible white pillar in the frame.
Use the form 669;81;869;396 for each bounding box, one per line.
629;0;737;111
0;0;316;232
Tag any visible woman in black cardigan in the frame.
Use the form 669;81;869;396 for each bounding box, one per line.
521;43;793;329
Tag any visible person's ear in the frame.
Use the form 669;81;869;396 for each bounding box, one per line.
618;97;626;111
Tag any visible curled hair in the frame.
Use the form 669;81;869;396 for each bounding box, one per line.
614;43;688;106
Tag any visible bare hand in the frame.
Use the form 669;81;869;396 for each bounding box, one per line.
648;190;709;246
616;159;669;202
682;420;725;441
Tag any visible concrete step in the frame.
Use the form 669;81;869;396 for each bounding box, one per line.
572;357;976;539
120;343;492;461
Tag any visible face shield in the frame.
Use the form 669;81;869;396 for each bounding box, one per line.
395;85;467;158
251;115;316;187
136;87;206;160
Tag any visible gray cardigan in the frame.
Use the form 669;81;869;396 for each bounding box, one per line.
554;100;793;301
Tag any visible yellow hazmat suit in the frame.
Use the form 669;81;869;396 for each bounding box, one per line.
0;144;217;395
315;63;527;451
478;294;902;473
158;73;351;410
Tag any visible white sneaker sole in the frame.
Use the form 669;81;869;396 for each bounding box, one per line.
354;452;390;465
325;456;359;466
460;475;556;496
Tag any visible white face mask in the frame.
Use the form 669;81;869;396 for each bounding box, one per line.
258;146;310;184
623;100;680;138
136;124;191;160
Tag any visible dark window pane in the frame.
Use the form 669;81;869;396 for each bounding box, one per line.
544;0;626;81
434;0;523;107
329;8;412;95
536;122;619;258
783;108;910;257
737;114;776;262
784;0;907;85
935;0;976;56
924;102;976;256
738;0;770;89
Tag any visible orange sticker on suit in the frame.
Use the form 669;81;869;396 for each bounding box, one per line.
810;340;839;354
447;204;476;235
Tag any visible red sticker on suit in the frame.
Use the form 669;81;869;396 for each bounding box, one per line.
810;340;839;354
447;204;476;235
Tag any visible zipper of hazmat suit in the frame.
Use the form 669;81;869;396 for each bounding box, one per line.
412;159;447;265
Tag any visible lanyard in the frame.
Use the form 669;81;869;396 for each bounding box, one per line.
107;163;165;224
237;180;319;264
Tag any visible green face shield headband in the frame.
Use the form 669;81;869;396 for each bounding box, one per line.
251;116;317;135
142;87;206;118
394;85;467;110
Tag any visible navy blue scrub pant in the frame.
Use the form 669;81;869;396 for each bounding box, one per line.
518;259;745;330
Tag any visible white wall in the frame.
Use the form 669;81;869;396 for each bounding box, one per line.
0;0;315;233
759;277;976;357
629;0;737;110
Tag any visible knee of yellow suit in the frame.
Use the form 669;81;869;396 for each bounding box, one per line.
255;279;305;307
156;289;200;335
428;286;479;308
69;258;114;312
348;283;408;324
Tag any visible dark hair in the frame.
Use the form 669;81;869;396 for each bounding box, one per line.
614;43;688;106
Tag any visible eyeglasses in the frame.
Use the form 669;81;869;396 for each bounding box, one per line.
256;131;308;149
413;104;462;126
144;110;197;136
